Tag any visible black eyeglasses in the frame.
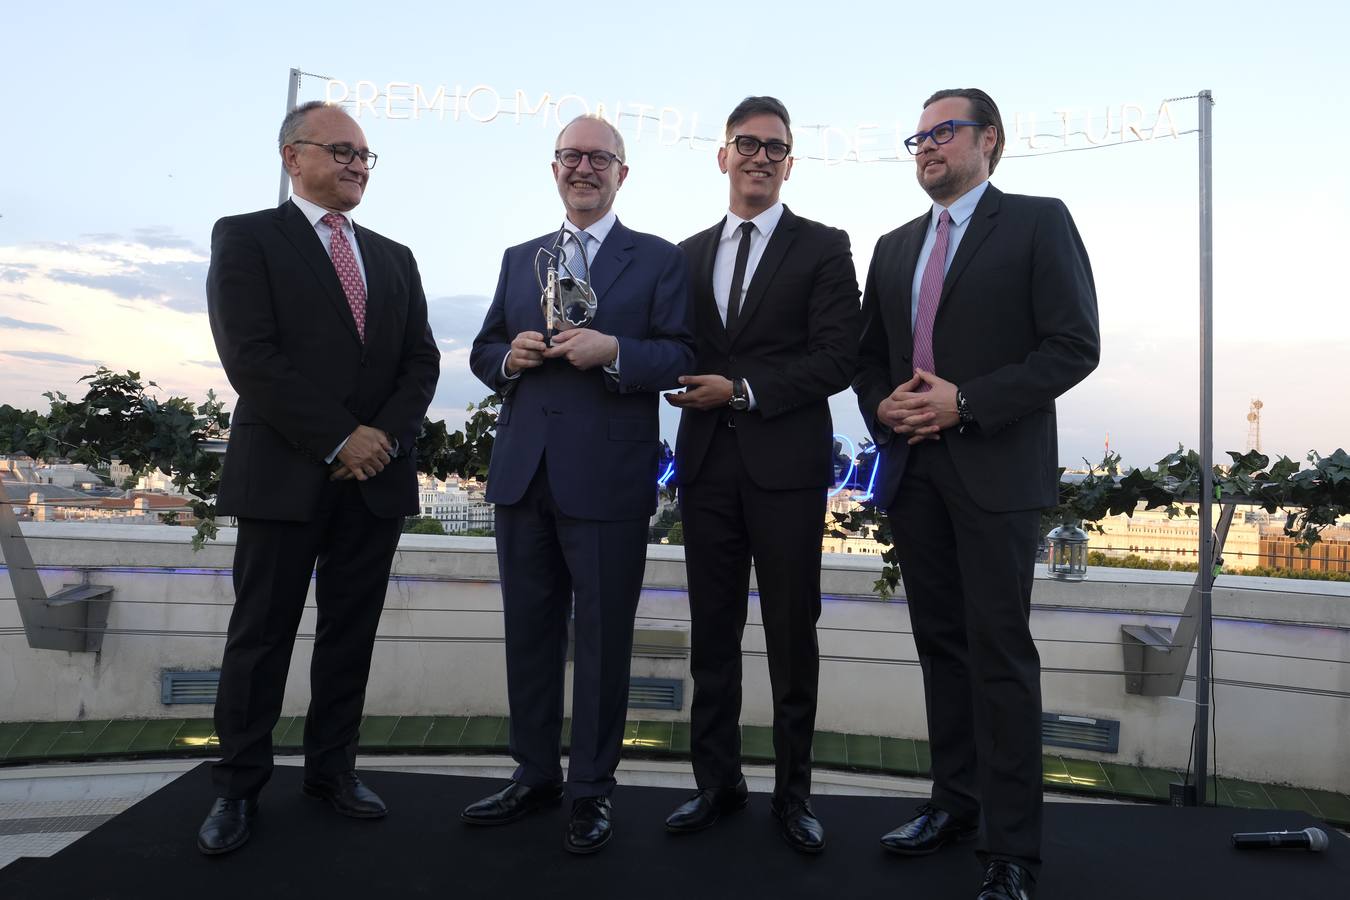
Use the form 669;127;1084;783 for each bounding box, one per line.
293;140;378;170
903;120;987;155
554;148;623;171
729;134;791;162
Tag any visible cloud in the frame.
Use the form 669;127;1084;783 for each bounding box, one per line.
427;294;491;347
0;291;43;304
185;359;221;368
0;316;64;333
1;349;100;366
0;264;36;283
46;259;208;314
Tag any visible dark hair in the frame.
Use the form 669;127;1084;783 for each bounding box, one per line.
278;100;334;153
923;88;1004;175
725;96;793;146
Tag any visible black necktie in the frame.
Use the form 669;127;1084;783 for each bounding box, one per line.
726;221;754;331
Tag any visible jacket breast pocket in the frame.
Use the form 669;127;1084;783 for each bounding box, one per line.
608;417;654;442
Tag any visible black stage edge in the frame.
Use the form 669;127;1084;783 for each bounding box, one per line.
2;763;1345;899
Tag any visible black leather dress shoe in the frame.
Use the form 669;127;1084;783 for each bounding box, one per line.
880;802;978;856
770;795;826;855
565;797;613;854
197;796;258;855
977;860;1035;900
461;780;564;825
665;777;749;833
302;771;387;818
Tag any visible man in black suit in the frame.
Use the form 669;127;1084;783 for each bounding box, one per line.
852;89;1099;899
664;96;859;854
199;100;440;855
463;115;694;854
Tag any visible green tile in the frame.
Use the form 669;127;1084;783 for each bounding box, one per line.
127;719;187;753
880;737;919;774
0;722;33;758
425;716;469;748
6;722;68;759
1059;758;1111;794
561;717;572;750
1303;789;1350;825
622;721;640;747
1218;778;1275;810
1137;767;1180;800
915;740;932;776
460;716;505;748
388;717;434;748
812;731;848;767
170;718;217;751
358;716;402;748
845;733;882;770
87;720;148;754
634;720;673;753
1099;763;1152;799
741;725;775;762
1040;755;1070;790
46;721;112;757
275;717;305;749
670;721;690;755
1265;785;1322;817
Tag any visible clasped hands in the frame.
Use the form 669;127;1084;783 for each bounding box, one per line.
331;424;393;481
877;369;959;445
505;328;618;374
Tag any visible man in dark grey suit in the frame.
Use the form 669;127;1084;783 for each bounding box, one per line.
853;88;1100;900
200;101;440;855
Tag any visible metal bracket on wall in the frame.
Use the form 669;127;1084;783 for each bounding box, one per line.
0;474;114;653
1119;502;1236;696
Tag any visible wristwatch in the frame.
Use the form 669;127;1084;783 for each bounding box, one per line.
728;378;750;411
956;388;975;430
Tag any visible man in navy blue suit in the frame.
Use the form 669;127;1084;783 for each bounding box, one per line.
464;114;695;854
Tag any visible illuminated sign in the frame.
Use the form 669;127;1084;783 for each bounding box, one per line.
320;79;1184;165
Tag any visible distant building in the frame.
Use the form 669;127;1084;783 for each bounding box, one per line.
416;474;494;534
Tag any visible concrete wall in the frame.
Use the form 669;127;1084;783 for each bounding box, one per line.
2;523;1348;792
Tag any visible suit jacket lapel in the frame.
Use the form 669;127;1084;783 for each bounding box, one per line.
940;184;1001;305
730;206;798;342
352;224;383;347
894;213;928;358
276;201;363;346
588;219;634;303
690;219;726;345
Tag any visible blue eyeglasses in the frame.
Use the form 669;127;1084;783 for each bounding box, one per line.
903;120;988;154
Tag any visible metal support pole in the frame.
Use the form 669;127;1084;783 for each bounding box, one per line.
277;68;301;206
1191;89;1215;805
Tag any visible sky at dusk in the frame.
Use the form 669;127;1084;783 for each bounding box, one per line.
2;1;1347;470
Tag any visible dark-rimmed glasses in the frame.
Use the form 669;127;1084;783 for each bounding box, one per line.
903;120;987;155
729;134;791;162
554;148;623;171
293;140;378;170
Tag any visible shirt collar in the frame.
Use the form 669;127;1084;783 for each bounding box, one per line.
724;201;785;240
931;180;989;229
292;193;357;230
562;209;617;247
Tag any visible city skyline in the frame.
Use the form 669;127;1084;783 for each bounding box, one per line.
2;2;1347;468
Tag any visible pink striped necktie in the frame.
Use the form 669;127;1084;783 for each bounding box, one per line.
321;212;367;341
911;209;951;392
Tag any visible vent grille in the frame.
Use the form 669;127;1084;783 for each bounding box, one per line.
1041;713;1119;753
161;670;220;705
627;677;684;711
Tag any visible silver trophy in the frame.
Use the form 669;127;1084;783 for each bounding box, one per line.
534;227;598;346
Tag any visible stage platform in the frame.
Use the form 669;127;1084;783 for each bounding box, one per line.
0;763;1344;899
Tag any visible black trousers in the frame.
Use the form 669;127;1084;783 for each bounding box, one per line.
887;439;1044;874
212;479;403;799
494;462;649;799
681;424;826;801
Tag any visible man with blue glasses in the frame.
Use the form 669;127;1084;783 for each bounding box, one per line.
853;89;1100;900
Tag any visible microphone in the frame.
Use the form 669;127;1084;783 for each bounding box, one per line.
1231;827;1329;851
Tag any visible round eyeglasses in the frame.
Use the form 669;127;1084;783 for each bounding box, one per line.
730;135;791;163
293;140;378;170
554;148;622;171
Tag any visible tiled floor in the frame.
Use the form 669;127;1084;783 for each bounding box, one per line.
2;716;1346;826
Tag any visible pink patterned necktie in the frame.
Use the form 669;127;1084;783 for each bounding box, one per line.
321;212;367;341
910;209;951;392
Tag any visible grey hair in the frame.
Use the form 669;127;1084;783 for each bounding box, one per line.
278;100;332;153
555;114;626;162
